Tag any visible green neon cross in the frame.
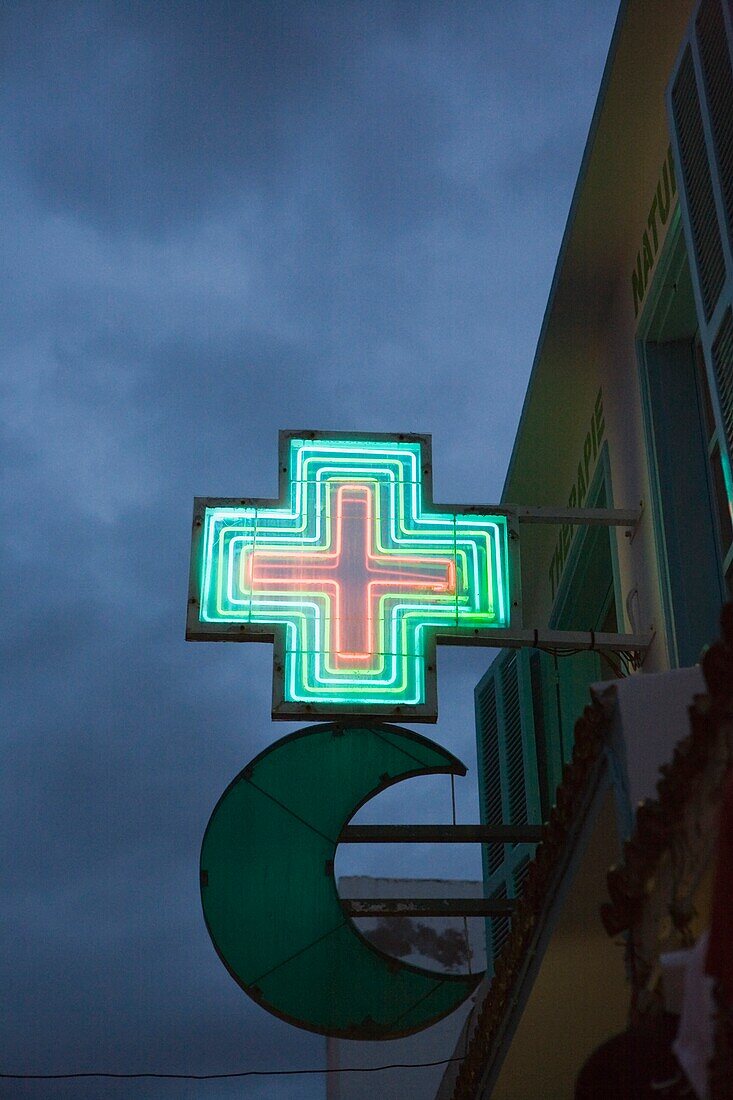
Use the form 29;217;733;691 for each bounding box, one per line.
187;432;512;721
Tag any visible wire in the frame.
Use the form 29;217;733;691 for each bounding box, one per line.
537;641;640;674
0;1057;465;1081
599;649;623;678
539;645;585;658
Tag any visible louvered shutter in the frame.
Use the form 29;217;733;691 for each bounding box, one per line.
513;854;532;898
475;651;544;844
713;307;733;454
528;648;565;819
667;0;733;486
501;653;529;827
471;651;567;972
474;650;550;971
696;0;733;245
476;673;504;874
488;882;511;964
557;651;602;760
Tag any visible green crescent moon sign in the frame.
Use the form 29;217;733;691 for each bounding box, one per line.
200;723;481;1038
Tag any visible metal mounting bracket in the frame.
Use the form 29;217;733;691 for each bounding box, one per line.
510;504;642;531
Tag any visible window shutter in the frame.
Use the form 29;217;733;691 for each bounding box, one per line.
528;648;565;819
667;0;733;485
696;0;733;246
671;45;726;321
489;882;511;964
474;650;553;971
713;307;733;459
500;653;528;827
513;854;532;895
477;651;572;972
557;651;602;760
475;651;545;844
476;672;504;874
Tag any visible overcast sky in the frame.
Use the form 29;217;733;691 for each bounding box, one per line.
2;2;618;1096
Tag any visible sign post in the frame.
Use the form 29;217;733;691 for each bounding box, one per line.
189;429;650;1037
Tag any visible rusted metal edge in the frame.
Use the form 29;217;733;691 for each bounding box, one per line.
343;898;517;918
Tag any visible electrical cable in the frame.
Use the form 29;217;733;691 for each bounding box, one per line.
599;649;623;678
0;1056;467;1081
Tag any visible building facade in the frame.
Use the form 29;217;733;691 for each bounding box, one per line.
475;0;733;975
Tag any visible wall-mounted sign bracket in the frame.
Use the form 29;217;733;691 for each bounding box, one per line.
340;824;538;918
441;625;650;657
517;503;647;663
511;504;641;531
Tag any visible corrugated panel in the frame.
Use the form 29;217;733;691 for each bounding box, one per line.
500;654;528;826
713;307;733;453
477;676;503;874
696;0;733;248
672;46;726;320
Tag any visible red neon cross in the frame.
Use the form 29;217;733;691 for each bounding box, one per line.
245;483;455;668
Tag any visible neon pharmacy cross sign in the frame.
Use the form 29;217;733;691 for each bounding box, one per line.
187;432;511;721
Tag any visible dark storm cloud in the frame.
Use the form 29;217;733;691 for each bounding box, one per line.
2;0;330;231
1;1;618;1094
2;0;459;235
2;1;608;238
